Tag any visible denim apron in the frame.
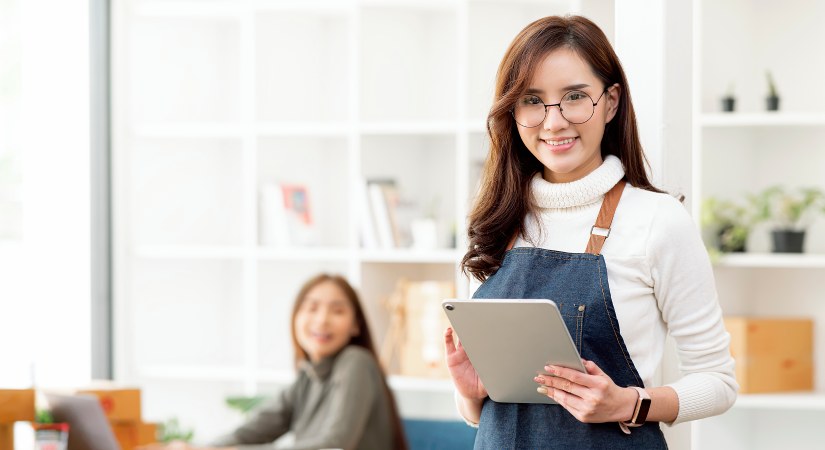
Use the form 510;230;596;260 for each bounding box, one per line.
472;181;667;449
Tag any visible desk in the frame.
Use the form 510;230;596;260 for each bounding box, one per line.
0;389;35;449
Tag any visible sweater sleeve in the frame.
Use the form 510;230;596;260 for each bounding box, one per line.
647;195;739;425
285;347;381;450
210;384;294;447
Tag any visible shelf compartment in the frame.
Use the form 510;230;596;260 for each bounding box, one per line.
359;6;457;122
361;134;457;250
130;138;244;246
257;246;352;261
129;16;241;123
255;11;350;122
130;259;245;367
257;137;350;248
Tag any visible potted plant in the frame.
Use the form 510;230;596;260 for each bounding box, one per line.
749;186;825;253
721;82;736;112
766;71;780;111
701;197;751;254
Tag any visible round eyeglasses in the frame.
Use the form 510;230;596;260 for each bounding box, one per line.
512;89;609;127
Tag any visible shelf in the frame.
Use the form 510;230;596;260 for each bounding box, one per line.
135;0;350;17
734;392;825;411
139;365;248;381
135;245;246;259
714;253;825;269
700;113;825;127
257;246;352;261
359;248;461;263
360;121;459;135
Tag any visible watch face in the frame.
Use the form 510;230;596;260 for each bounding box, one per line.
636;398;652;423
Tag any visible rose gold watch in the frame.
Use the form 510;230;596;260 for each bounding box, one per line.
619;386;650;434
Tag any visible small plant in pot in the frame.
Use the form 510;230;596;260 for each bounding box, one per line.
721;82;736;112
749;186;825;253
765;71;780;111
701;196;751;254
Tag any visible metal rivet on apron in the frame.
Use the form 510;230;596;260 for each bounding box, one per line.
578;305;585;312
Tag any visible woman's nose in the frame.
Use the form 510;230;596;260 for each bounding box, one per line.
543;105;569;131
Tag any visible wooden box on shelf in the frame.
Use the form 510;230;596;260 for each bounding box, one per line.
111;421;158;450
725;317;814;393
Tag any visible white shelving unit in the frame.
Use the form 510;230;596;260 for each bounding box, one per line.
112;0;613;442
692;0;825;448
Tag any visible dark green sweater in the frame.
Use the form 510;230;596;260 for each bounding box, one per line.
211;346;394;450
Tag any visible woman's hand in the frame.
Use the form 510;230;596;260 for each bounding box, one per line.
534;359;638;423
444;327;487;400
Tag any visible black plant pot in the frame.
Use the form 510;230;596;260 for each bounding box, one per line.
721;97;736;112
766;95;780;111
771;230;805;253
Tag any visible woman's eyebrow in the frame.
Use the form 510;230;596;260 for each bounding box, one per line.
525;83;591;95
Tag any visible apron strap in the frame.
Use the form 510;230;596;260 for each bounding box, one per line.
585;180;626;255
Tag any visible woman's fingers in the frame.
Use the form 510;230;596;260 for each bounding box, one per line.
444;327;457;353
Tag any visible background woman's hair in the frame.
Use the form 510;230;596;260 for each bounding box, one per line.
290;273;408;450
461;15;662;282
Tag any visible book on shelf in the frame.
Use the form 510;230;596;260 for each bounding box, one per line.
259;182;316;247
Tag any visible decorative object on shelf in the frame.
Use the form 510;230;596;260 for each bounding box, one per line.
765;70;780;111
225;395;266;418
260;182;317;247
720;82;736;112
725;317;813;393
411;196;442;249
158;417;194;443
750;186;825;253
380;279;454;379
700;196;751;254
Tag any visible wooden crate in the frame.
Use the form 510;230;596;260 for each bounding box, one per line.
725;317;814;393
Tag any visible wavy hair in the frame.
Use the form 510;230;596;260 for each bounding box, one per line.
461;15;662;282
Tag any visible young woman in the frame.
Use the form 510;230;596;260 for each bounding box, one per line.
208;273;407;450
445;15;738;448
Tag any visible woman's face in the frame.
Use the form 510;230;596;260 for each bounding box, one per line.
294;280;359;363
515;47;619;183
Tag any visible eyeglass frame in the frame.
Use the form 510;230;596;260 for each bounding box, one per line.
511;87;611;127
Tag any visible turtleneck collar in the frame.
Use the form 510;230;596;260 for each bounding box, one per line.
298;349;343;382
530;155;625;210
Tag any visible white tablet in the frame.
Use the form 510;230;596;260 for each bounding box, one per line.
442;299;586;404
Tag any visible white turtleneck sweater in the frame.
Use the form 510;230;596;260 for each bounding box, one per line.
467;155;738;426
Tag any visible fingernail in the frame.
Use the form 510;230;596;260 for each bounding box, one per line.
537;386;548;395
534;376;544;383
544;365;557;374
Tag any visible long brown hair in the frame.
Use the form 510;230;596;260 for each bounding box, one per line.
290;273;408;450
462;15;662;282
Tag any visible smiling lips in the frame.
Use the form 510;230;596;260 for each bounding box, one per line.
542;136;578;152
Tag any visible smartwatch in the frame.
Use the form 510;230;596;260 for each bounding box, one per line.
619;386;650;434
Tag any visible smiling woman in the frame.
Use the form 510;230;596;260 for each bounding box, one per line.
202;274;409;450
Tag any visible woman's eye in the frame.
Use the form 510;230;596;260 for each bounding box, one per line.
521;95;542;105
565;92;587;102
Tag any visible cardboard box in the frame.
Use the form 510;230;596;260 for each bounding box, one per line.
725;317;814;393
111;422;158;450
0;389;35;450
78;386;142;423
0;389;35;423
